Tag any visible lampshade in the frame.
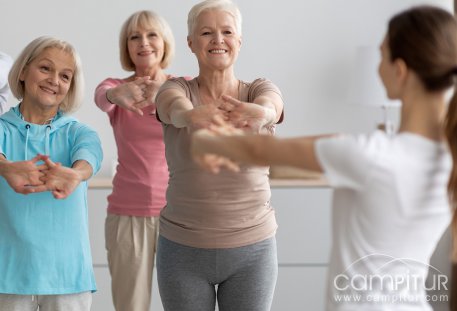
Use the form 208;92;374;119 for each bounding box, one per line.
349;45;400;108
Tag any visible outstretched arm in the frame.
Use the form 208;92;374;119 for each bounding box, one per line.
192;124;326;172
95;77;161;116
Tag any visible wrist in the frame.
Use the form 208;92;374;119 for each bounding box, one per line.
0;157;10;177
106;89;115;105
263;107;276;126
72;160;92;182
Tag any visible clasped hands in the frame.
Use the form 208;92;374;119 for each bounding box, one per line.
189;95;271;173
188;95;269;132
107;76;163;116
2;154;82;199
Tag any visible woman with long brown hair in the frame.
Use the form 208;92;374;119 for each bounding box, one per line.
193;5;457;310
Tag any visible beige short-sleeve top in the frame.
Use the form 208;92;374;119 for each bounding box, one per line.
157;77;283;248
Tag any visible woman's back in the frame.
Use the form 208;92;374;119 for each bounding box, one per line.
320;131;451;310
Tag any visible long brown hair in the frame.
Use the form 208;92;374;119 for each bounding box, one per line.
389;6;457;258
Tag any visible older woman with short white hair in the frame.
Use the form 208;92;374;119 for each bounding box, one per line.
155;0;284;310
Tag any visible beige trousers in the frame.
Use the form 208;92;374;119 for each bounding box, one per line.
105;213;159;311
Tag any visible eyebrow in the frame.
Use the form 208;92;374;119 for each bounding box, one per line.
38;58;74;73
198;25;234;31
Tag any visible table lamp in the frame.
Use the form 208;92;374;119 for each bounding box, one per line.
349;45;400;136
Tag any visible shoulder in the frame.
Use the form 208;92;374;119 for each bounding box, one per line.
164;77;194;87
159;77;197;96
165;74;193;81
245;78;279;89
64;120;99;137
242;78;282;100
96;78;125;89
318;131;389;156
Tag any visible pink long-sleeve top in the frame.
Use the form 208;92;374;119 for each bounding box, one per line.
94;78;168;216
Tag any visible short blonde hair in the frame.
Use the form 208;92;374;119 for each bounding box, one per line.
8;36;84;114
119;10;175;71
188;0;242;36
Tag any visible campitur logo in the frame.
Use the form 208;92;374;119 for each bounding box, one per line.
332;253;448;305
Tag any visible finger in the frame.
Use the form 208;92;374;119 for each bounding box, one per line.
31;154;48;164
222;159;240;172
53;191;68;199
212;114;228;126
218;102;235;112
42;156;58;168
133;76;150;83
133;100;150;110
128;106;144;116
37;171;46;179
207;124;228;136
12;185;32;194
27;177;45;186
26;184;49;193
221;95;243;106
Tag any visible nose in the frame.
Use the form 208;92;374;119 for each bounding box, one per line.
47;72;59;85
211;33;224;44
140;34;150;47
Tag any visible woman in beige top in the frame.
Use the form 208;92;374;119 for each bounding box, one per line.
155;0;284;310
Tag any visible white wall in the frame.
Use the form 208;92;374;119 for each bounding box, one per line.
1;0;452;176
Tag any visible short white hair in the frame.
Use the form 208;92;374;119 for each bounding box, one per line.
188;0;242;36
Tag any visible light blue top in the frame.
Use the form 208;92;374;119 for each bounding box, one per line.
0;105;102;295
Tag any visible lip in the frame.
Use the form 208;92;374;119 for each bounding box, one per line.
138;51;154;56
208;49;228;54
39;86;57;95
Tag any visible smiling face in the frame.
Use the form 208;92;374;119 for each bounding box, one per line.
127;25;165;71
20;47;74;111
188;9;241;71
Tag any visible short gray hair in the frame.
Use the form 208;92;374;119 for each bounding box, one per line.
188;0;242;36
8;36;84;114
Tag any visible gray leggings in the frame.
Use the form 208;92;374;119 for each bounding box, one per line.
156;235;278;311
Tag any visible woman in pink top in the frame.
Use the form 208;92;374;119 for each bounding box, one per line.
155;1;284;310
93;10;175;311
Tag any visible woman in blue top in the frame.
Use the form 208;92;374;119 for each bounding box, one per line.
0;36;102;311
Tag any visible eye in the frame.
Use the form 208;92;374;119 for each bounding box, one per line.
201;31;211;36
61;74;72;82
223;30;233;35
130;35;139;40
148;32;157;37
40;65;50;72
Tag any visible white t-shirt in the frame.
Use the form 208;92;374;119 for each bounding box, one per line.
0;51;13;114
316;131;451;311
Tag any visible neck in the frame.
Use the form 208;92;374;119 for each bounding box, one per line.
197;69;238;99
135;66;166;81
398;88;447;142
20;102;58;125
